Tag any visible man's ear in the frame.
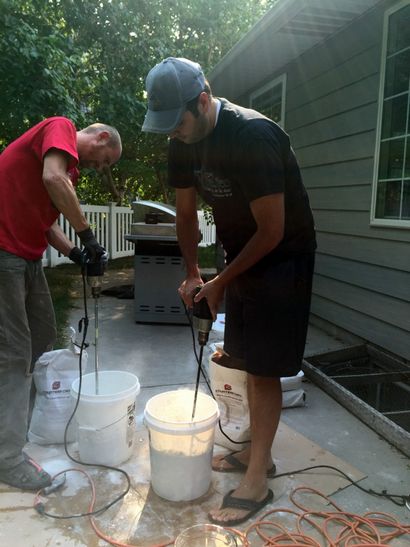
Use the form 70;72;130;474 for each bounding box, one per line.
198;92;210;114
97;130;110;144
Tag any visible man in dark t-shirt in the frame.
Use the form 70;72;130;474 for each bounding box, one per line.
143;57;316;526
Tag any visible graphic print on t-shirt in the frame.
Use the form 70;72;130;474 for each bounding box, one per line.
194;168;233;199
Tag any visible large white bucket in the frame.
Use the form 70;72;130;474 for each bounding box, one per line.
144;390;220;501
71;371;140;466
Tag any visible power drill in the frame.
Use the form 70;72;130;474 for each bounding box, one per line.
192;286;213;346
83;250;108;298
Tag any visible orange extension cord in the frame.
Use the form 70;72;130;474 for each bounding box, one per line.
34;468;172;547
236;486;410;546
34;471;410;546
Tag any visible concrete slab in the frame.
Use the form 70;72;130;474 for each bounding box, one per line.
0;402;367;547
1;295;409;546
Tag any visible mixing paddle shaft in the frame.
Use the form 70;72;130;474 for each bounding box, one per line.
191;345;204;420
94;297;99;395
84;250;108;396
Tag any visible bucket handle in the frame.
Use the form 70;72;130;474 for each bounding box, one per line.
80;411;134;433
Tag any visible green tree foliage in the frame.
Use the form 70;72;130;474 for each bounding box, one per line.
0;0;86;142
0;0;276;204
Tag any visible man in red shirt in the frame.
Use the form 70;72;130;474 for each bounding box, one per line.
0;117;122;490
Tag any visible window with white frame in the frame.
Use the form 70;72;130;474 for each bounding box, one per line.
249;74;286;128
372;1;410;226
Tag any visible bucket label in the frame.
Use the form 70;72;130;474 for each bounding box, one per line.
126;402;135;447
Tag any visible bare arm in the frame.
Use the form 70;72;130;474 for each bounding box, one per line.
45;221;76;256
197;193;285;318
175;187;203;306
42;150;89;232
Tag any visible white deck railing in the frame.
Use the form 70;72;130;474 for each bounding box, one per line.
43;204;216;267
198;210;217;249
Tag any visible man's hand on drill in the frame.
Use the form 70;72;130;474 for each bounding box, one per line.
68;246;84;266
178;276;203;308
76;227;106;261
194;278;224;320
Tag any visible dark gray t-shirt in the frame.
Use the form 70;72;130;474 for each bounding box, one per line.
168;99;316;265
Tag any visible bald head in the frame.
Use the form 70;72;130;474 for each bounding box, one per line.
81;123;122;152
77;123;122;172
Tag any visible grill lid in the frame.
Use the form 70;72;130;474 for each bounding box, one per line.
131;200;176;224
128;200;177;239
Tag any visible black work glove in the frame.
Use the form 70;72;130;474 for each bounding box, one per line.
77;227;106;261
68;246;84;266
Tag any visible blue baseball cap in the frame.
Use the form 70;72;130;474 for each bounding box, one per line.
142;57;206;133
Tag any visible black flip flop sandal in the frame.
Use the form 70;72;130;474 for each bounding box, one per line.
212;452;276;478
208;488;274;527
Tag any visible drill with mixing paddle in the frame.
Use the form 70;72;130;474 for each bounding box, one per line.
83;250;108;394
191;286;214;419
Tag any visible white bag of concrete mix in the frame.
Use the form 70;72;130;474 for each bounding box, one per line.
28;330;87;445
282;370;306;407
283;387;306;407
282;370;304;392
209;344;306;450
209;347;250;452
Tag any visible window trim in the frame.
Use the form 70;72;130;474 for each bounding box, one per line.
370;0;410;229
249;73;287;128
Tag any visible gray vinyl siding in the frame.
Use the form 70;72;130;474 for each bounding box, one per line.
223;0;410;360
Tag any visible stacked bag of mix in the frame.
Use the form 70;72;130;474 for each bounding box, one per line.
28;328;87;445
208;314;305;451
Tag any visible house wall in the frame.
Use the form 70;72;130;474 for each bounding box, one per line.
230;0;410;360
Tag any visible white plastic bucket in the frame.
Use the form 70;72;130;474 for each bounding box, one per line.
71;371;140;466
144;389;220;501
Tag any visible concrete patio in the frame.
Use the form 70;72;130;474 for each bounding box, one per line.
0;277;408;546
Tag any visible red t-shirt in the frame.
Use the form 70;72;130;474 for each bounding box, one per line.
0;117;80;260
